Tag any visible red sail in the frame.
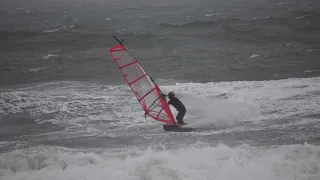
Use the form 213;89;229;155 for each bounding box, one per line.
109;44;176;125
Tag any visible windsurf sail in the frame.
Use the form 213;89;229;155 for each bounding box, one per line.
109;36;176;125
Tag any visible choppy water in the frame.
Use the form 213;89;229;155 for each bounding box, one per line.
1;0;320;180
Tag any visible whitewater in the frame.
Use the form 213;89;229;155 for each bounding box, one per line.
1;77;320;180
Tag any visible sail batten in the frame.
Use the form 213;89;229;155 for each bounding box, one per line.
138;88;155;102
130;74;148;85
119;61;137;69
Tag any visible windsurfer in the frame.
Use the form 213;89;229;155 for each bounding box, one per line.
167;91;187;125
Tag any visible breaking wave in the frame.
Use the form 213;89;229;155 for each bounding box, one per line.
1;143;320;180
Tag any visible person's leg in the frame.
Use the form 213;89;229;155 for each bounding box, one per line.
176;110;186;124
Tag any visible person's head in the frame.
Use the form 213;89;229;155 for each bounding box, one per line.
168;91;175;99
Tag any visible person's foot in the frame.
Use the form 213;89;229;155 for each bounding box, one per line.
177;121;186;125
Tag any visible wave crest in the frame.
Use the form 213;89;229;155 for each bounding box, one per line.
157;18;240;28
1;143;320;179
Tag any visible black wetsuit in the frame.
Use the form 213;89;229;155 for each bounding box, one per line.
168;97;186;123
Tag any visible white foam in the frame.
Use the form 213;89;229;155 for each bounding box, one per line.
1;143;320;180
205;13;221;17
294;118;320;126
1;77;320;134
304;69;320;73
160;77;320;129
149;4;170;7
249;54;260;58
116;29;126;32
1;78;320;179
28;68;41;72
0;81;145;136
177;92;259;128
42;25;68;33
0;141;10;148
42;28;62;33
43;54;58;59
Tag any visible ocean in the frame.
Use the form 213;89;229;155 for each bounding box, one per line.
0;0;320;179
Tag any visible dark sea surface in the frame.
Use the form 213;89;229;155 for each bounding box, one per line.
0;0;320;179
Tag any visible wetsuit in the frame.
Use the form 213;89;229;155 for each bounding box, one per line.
168;97;186;123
